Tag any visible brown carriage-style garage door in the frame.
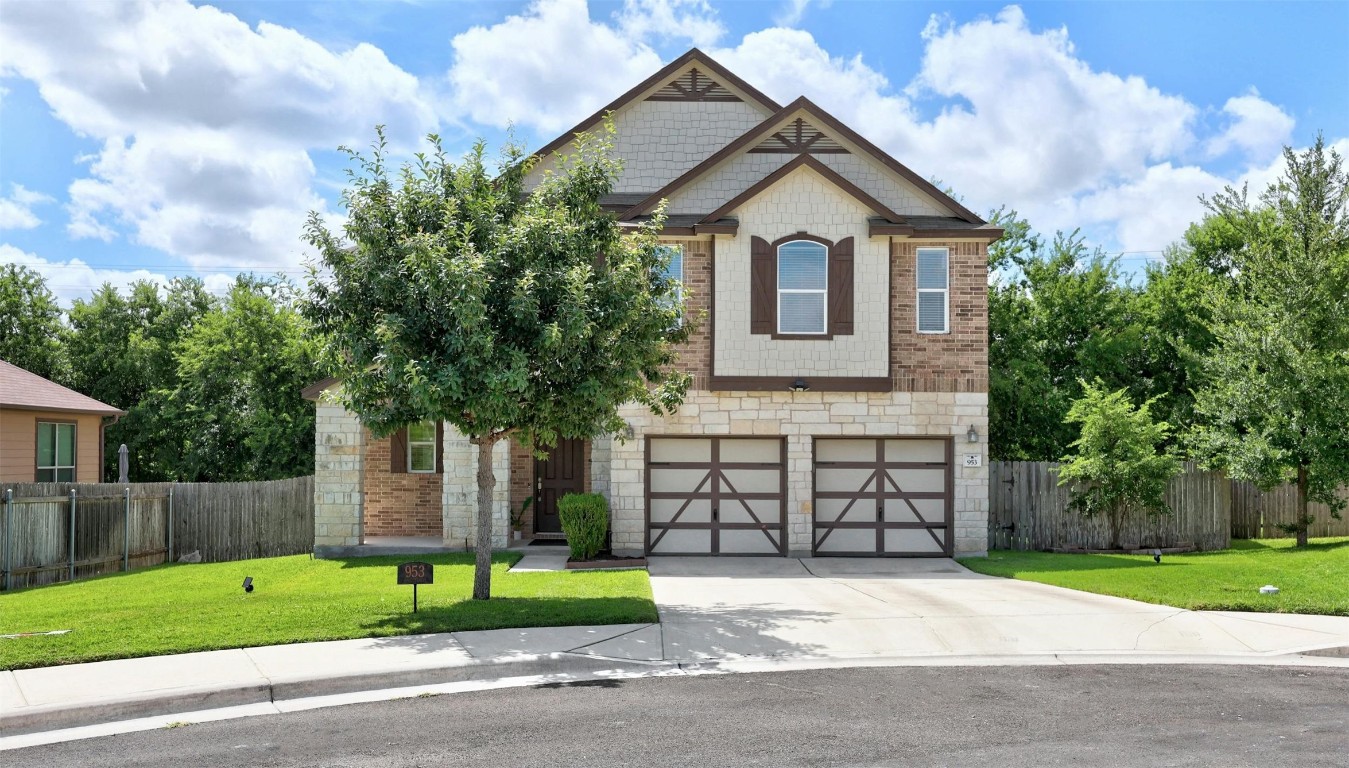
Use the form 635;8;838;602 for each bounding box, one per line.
813;438;953;557
646;437;786;555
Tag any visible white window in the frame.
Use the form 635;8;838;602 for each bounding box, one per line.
777;240;828;334
408;421;437;473
916;247;949;334
656;244;683;326
37;422;76;482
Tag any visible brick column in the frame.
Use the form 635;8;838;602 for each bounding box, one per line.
441;427;511;549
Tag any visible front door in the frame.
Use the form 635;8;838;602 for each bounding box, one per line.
535;438;586;534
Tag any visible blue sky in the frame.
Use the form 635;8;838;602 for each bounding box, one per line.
2;0;1346;306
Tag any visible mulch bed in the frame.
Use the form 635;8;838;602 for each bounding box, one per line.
565;551;648;570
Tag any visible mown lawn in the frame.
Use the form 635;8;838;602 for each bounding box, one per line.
0;552;656;670
959;537;1349;616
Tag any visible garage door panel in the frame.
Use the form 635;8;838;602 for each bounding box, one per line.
814;527;874;554
650;468;712;494
817;497;878;524
719;528;781;554
882;468;946;494
719;498;779;524
884;528;947;554
883;498;943;524
884;439;946;463
719;468;779;494
650;439;711;463
815;467;877;493
647;437;785;556
649;528;712;554
814;437;952;557
650;498;711;525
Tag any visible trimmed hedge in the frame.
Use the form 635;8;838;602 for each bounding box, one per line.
558;492;609;561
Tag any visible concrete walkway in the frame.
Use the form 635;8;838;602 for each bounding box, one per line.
3;557;1347;740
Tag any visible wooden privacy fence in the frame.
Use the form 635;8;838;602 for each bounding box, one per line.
988;462;1231;552
1;476;313;591
1230;482;1349;539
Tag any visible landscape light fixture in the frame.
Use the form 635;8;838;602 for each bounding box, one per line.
242;576;254;593
789;379;810;392
966;425;978;443
1152;549;1162;564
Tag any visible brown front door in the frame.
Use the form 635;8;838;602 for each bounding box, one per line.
535;438;586;534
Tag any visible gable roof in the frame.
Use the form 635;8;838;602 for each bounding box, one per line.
622;96;985;226
700;154;906;224
529;48;782;162
0;360;124;415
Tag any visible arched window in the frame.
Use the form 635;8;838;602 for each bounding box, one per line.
776;240;828;334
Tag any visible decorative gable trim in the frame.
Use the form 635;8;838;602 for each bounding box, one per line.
622;96;984;225
699;154;906;225
646;67;742;102
747;117;848;154
528;48;781;162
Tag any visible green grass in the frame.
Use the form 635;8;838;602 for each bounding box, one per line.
0;552;656;670
959;537;1349;616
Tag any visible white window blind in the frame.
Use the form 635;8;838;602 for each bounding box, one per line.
916;247;949;333
777;240;827;334
408;421;437;473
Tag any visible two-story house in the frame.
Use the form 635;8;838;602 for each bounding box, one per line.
306;49;1000;559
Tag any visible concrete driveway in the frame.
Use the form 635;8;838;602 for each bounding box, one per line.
647;557;1349;662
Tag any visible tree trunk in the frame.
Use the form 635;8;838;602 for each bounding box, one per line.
1296;464;1310;548
472;436;498;600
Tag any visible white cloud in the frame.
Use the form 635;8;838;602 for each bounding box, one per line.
447;0;731;137
0;184;53;229
0;0;438;269
0;243;234;309
1205;89;1295;161
774;0;831;27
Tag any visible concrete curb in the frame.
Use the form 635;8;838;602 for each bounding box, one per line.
0;653;667;737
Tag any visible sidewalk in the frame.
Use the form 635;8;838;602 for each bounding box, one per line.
4;553;1348;739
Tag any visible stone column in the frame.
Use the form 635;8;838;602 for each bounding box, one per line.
441;427;511;549
313;397;365;556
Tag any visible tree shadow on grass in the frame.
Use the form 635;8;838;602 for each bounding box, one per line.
359;596;660;637
1229;538;1349;553
976;552;1177;576
333;553;519;569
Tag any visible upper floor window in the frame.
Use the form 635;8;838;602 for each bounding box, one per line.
408;420;438;473
37;421;76;482
777;240;828;334
916;247;949;334
656;244;684;327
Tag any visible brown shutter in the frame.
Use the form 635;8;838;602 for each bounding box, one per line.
435;421;445;474
829;236;855;336
750;236;774;335
389;428;408;474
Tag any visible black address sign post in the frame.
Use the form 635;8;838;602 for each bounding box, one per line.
397;561;434;612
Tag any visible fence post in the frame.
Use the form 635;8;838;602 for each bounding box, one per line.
69;488;77;582
3;488;11;591
123;486;131;573
167;484;175;564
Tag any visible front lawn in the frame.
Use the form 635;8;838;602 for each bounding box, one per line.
0;552;656;670
959;538;1349;616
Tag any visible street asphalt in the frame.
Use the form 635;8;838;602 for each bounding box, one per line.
8;664;1347;767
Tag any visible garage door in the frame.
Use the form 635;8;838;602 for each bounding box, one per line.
646;437;786;555
813;438;953;557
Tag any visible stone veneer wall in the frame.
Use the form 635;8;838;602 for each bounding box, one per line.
609;391;988;558
363;431;442;537
441;427;511;549
313;397;364;549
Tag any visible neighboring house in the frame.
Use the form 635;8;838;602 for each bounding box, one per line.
0;360;125;483
306;49;1001;558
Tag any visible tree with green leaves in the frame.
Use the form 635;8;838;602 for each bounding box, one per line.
0;264;66;381
303;126;691;599
1057;379;1181;550
1190;136;1349;546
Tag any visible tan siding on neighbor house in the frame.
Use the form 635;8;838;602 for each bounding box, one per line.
0;408;106;483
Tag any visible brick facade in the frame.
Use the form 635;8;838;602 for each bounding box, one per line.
890;239;989;392
362;431;443;537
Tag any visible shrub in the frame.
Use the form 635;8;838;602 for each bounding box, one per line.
558;493;609;561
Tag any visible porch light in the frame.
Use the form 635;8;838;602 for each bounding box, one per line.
966;425;978;443
623;422;636;439
789;379;810;392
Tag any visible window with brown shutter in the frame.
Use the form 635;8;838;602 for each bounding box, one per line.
389;428;408;473
750;236;774;334
828;236;854;336
749;233;855;339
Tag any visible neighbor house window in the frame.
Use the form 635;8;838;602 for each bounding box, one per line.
37;422;76;482
916;247;949;333
656;244;684;327
408;421;437;473
777;240;828;334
